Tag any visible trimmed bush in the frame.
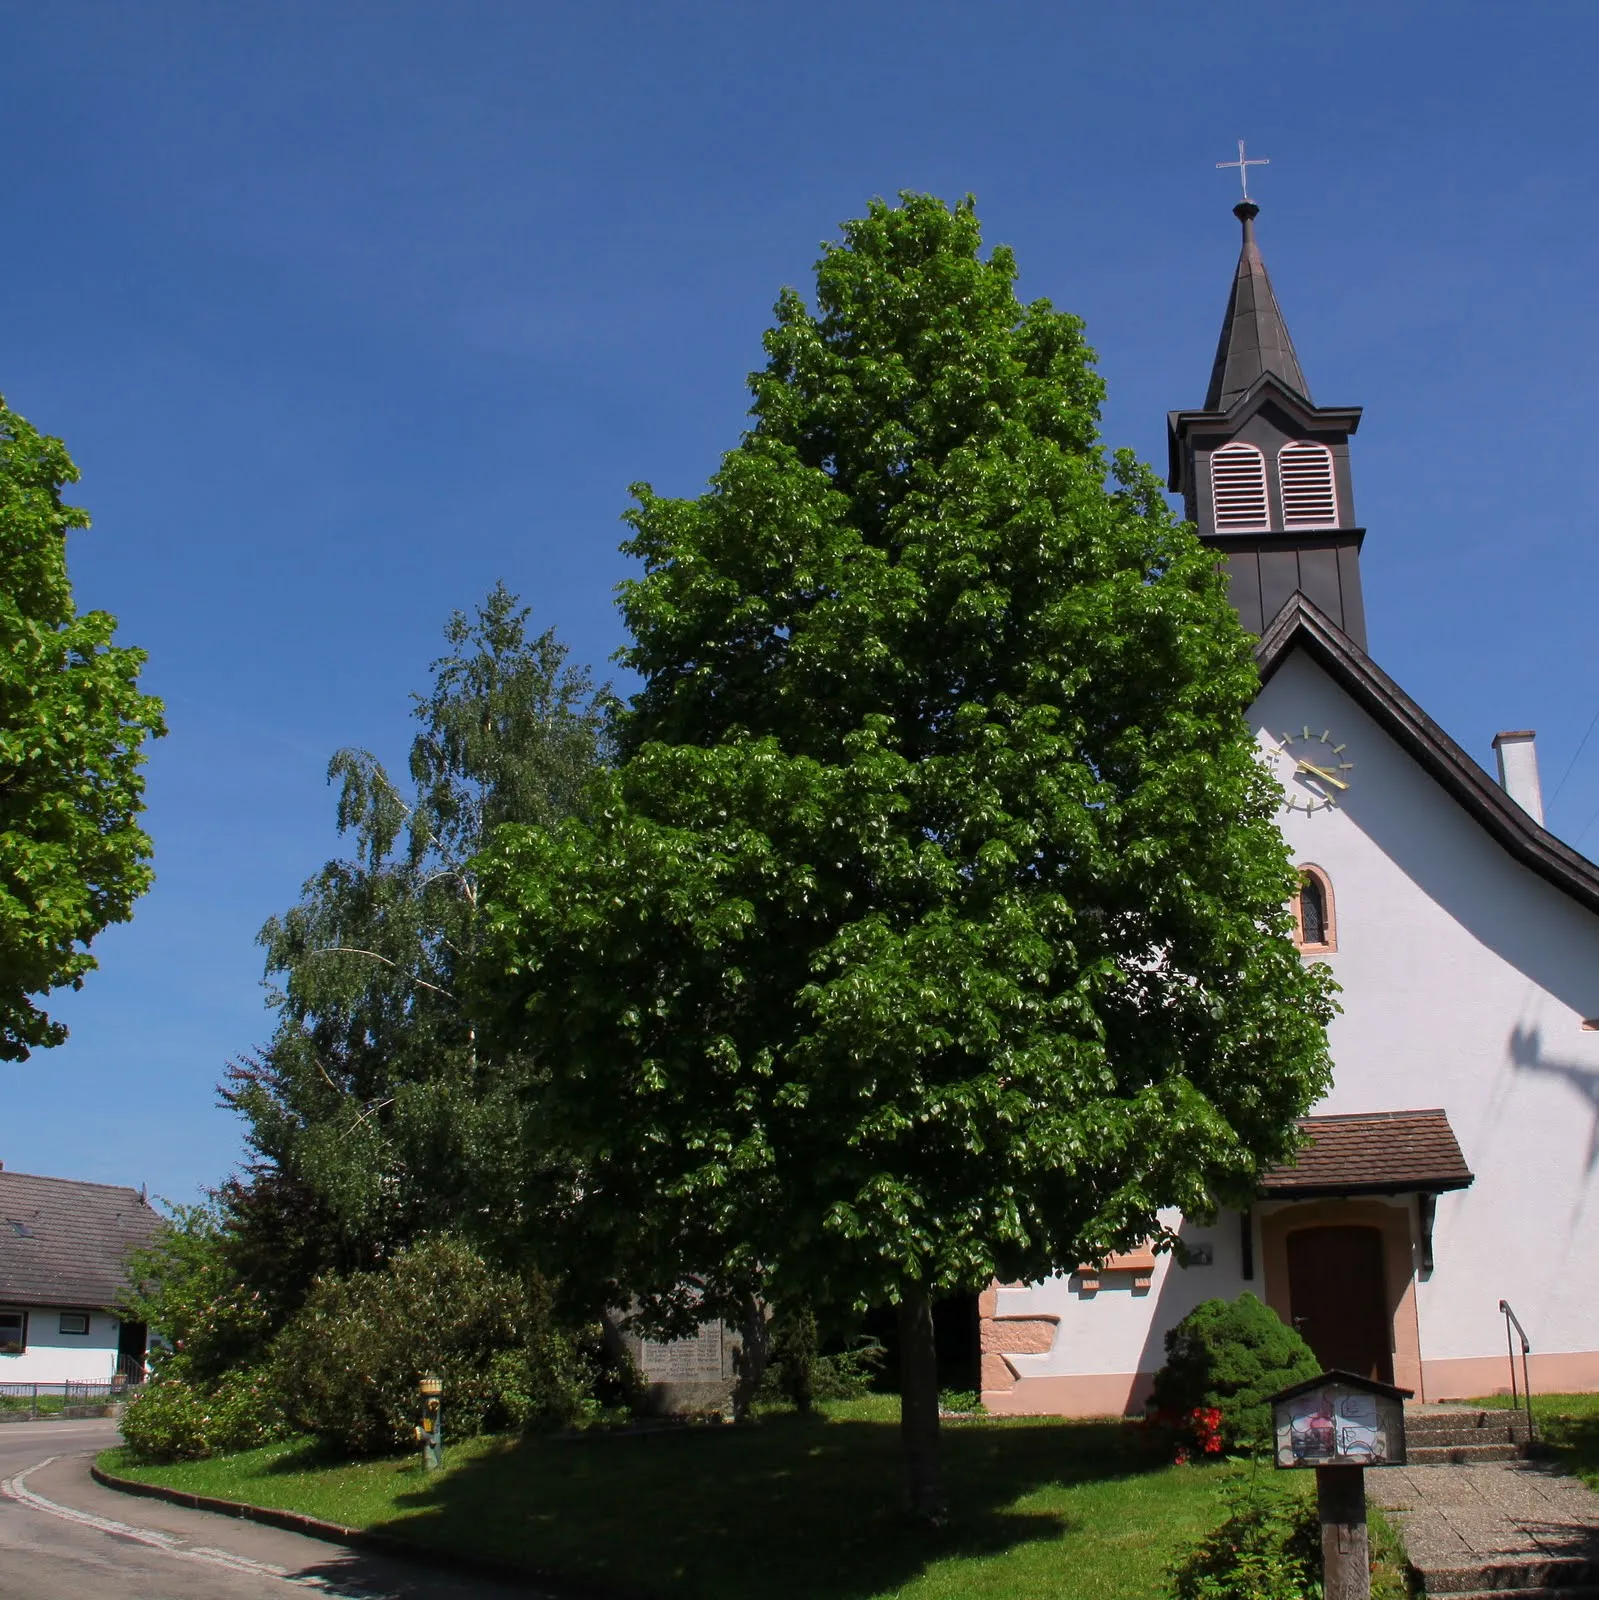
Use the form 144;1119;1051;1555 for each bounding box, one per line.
121;1364;285;1463
268;1235;587;1455
1149;1293;1319;1450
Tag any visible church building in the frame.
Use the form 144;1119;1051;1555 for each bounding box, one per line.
979;199;1599;1414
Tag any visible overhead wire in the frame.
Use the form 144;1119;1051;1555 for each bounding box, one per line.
1546;703;1599;810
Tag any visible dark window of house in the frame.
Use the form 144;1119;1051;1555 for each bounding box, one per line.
0;1311;26;1355
7;1219;33;1237
59;1312;90;1337
1300;874;1328;945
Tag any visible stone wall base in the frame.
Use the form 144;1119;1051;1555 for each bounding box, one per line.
1421;1350;1599;1401
981;1370;1157;1418
981;1349;1599;1418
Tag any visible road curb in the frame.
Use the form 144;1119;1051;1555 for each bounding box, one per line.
89;1461;630;1598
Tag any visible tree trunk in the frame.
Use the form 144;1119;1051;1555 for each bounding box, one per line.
730;1293;771;1423
898;1284;945;1524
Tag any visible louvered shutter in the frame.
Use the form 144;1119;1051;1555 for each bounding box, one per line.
1209;442;1269;531
1279;441;1338;528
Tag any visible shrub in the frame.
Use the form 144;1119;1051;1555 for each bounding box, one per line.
1170;1475;1409;1600
769;1304;819;1412
813;1336;886;1401
122;1201;277;1383
121;1363;285;1463
1149;1294;1319;1451
268;1235;588;1455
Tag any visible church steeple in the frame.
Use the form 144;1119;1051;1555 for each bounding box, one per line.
1168;202;1369;650
1205;202;1311;411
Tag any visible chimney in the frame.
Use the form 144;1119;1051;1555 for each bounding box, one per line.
1493;731;1545;824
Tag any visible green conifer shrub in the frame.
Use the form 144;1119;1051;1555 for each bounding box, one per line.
1150;1293;1320;1450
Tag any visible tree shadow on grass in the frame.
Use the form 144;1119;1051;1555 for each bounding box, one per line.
369;1411;1169;1600
1541;1412;1599;1488
259;1438;367;1475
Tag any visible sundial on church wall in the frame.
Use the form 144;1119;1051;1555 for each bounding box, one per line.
1267;726;1355;814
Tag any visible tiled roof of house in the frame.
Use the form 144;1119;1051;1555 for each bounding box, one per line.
1260;1110;1474;1198
0;1170;162;1309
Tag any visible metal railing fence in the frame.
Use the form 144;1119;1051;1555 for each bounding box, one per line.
0;1379;138;1422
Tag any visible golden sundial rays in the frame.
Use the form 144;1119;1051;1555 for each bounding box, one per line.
1271;728;1355;814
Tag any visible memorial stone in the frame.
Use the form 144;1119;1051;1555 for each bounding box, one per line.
623;1316;739;1416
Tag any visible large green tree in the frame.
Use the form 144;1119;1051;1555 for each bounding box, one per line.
0;397;165;1061
476;195;1335;1516
224;584;611;1302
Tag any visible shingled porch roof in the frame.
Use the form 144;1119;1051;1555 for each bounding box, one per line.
1260;1110;1474;1200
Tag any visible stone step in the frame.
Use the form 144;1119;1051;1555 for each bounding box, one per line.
1421;1433;1530;1459
1438;1590;1599;1600
1407;1408;1532;1444
1416;1557;1599;1594
1407;1442;1524;1465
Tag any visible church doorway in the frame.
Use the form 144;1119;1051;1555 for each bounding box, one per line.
1285;1225;1392;1383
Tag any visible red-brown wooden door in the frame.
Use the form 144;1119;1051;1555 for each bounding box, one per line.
1285;1225;1393;1383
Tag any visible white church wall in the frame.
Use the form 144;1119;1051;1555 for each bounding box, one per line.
1255;652;1599;1392
985;646;1599;1414
984;1209;1256;1414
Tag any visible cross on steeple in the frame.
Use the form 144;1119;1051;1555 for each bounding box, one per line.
1215;139;1269;201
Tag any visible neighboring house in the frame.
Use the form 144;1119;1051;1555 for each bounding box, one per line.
0;1167;162;1384
980;199;1599;1414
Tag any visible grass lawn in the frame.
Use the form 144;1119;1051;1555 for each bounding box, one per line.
100;1397;1265;1600
1471;1392;1599;1490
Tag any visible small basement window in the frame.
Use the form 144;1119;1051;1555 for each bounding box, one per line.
0;1311;26;1355
59;1313;90;1337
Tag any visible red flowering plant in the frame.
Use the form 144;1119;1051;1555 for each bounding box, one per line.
1141;1403;1227;1464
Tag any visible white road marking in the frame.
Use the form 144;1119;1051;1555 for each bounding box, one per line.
0;1456;396;1597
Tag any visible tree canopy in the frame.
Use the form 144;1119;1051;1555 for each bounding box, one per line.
478;192;1336;1515
224;584;612;1302
0;396;165;1061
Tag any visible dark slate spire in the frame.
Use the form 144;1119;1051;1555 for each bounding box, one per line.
1204;201;1310;411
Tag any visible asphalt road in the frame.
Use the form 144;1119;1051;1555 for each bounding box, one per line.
0;1420;546;1599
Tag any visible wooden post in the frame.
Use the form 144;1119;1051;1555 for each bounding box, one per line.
1316;1463;1369;1600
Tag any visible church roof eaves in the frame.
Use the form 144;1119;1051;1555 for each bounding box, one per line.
1256;595;1599;918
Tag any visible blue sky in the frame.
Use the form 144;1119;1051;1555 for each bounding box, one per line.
5;2;1598;1201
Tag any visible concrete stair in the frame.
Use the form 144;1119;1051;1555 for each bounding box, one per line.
1406;1404;1533;1466
1389;1407;1599;1599
1412;1556;1598;1594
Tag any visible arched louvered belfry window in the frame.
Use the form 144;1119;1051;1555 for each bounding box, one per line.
1294;865;1336;952
1278;441;1338;529
1210;442;1270;531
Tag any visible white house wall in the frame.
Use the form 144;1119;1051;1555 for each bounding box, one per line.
983;646;1599;1414
0;1309;122;1384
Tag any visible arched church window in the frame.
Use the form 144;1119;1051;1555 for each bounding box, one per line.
1294;865;1336;952
1210;442;1270;531
1279;441;1339;529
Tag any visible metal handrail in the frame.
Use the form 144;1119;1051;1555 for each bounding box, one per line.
1498;1298;1536;1443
